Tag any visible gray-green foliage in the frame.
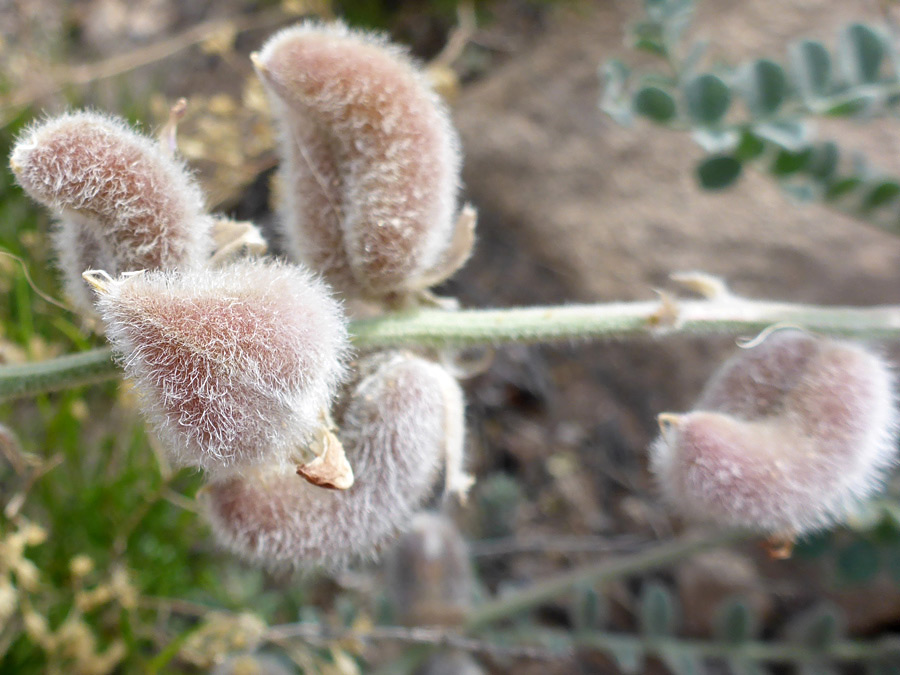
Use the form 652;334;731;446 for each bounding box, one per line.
571;582;900;675
556;506;900;674
640;581;679;638
600;0;900;234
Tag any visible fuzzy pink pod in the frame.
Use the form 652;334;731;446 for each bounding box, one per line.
650;331;898;537
10;111;212;316
202;351;466;568
95;260;349;475
254;21;463;299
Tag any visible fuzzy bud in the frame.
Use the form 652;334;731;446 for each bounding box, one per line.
10;111;212;316
202;351;468;568
650;331;898;540
69;555;94;579
93;260;349;475
254;22;468;300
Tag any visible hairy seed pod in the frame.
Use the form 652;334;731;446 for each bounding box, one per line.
202;352;467;568
650;331;898;538
387;512;473;626
694;329;819;418
10;111;212;316
254;21;465;299
94;260;349;475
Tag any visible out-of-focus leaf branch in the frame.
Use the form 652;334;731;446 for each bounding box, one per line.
601;0;900;236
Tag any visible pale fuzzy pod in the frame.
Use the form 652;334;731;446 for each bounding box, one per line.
255;21;463;298
694;330;819;418
10;111;212;316
650;332;898;536
202;352;466;568
96;260;349;475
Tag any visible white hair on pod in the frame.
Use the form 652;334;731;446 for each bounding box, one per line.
95;260;349;476
202;351;468;569
254;21;465;299
650;331;898;538
10;111;212;317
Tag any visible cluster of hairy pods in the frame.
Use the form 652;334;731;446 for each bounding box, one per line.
17;17;893;571
650;329;898;555
11;20;473;567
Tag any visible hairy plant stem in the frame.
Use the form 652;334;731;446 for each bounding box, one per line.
3;297;900;401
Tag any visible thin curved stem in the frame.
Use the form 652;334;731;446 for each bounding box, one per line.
3;297;900;401
465;529;748;629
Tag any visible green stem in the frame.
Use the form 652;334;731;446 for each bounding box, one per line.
351;298;900;348
465;529;748;629
0;347;117;401
4;297;900;401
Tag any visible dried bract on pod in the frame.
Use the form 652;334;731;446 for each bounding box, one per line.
92;260;349;475
202;352;469;568
209;217;268;266
650;331;898;544
10;111;212;316
254;21;470;301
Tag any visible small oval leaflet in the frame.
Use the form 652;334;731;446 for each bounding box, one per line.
842;23;885;85
790;39;832;98
746;59;787;115
634;85;677;123
696;154;742;190
684;73;731;125
639;581;678;638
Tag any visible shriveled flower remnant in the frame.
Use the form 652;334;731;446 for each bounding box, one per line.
10;19;474;568
650;329;898;556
